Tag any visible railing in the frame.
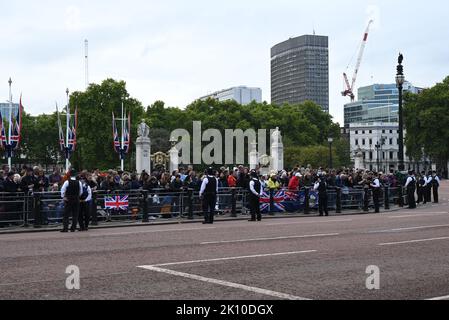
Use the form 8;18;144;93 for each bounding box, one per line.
0;185;409;229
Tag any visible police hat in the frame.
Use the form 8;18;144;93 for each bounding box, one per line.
207;167;214;176
250;170;258;178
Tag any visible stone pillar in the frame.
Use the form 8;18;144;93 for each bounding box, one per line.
136;137;151;174
169;146;179;174
249;140;259;170
354;148;364;170
270;127;284;172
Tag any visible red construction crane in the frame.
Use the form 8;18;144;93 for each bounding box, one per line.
342;20;374;102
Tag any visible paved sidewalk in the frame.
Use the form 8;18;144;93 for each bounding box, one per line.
0;206;402;235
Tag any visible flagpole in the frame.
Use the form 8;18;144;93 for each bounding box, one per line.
121;99;125;171
65;88;70;173
7;78;12;168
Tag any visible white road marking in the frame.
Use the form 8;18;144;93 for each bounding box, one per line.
379;237;449;246
145;250;317;267
368;224;449;233
427;295;449;300
388;213;447;219
265;219;352;226
139;265;310;300
201;233;340;245
369;224;449;234
89;227;217;237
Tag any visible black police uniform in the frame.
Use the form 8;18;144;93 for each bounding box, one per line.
406;176;416;209
248;178;262;222
79;182;91;231
432;175;440;203
371;178;381;213
417;175;425;204
316;180;329;216
63;179;81;232
202;176;217;224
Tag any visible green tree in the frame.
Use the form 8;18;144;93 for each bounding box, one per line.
404;76;449;170
70;79;145;170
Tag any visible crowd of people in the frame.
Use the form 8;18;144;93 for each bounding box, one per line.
0;163;442;230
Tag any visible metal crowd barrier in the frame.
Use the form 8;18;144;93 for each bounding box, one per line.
0;185;411;229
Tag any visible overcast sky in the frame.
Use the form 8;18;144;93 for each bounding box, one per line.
1;0;448;125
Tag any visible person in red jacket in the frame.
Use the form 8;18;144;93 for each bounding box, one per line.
227;169;237;188
288;173;301;192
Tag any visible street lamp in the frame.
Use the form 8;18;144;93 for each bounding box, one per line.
327;137;334;170
375;141;381;172
396;53;405;172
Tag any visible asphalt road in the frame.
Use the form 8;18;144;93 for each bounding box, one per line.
1;181;448;300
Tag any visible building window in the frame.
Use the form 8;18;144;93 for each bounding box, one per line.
390;130;393;134
369;130;372;134
382;130;385;134
362;139;366;145
355;130;358;134
355;139;359;145
390;152;394;160
389;138;393;145
369;139;373;145
362;130;365;134
369;152;373;160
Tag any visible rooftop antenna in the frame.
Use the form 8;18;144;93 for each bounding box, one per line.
84;39;89;90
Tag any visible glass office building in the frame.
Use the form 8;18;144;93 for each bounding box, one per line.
344;82;422;127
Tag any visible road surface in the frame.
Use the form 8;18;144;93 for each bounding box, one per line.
1;181;448;300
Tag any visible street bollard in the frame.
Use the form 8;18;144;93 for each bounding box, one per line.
304;188;310;215
187;189;194;220
363;189;370;212
384;186;390;210
22;194;29;228
231;188;237;217
142;190;149;223
269;189;275;215
336;187;342;214
398;186;404;208
33;193;42;228
91;192;98;226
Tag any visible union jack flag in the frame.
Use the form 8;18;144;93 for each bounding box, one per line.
105;195;129;210
260;189;301;213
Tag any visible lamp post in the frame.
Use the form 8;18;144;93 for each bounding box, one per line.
327;137;334;170
375;141;381;172
396;53;405;172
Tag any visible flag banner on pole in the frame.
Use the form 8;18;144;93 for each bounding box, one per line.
123;112;131;154
112;112;121;153
104;195;129;210
56;104;65;152
0;111;6;150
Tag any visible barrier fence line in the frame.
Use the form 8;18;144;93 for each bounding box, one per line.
0;186;412;229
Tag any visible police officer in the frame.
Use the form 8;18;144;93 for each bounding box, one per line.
404;170;417;209
432;171;441;203
60;169;83;232
79;173;92;231
416;172;426;204
248;170;262;222
425;171;433;203
199;168;218;224
370;172;381;213
314;173;329;217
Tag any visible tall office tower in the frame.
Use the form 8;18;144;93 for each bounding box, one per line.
271;35;329;112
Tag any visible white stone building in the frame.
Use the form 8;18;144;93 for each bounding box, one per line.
199;86;262;105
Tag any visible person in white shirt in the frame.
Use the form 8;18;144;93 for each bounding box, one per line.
424;172;433;203
60;169;83;232
404;171;417;209
78;174;93;231
248;171;263;222
370;173;381;213
432;171;441;203
199;168;219;224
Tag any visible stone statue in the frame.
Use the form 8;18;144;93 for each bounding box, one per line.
272;127;282;144
137;120;150;138
398;53;403;65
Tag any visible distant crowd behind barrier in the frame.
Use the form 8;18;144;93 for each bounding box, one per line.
0;163;443;227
